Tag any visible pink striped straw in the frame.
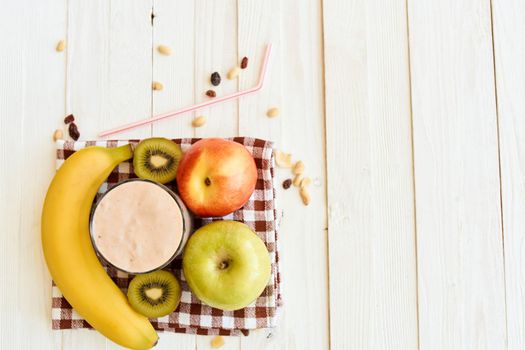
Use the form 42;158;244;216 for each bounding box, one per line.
99;44;273;137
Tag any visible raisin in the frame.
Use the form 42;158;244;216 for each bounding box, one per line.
282;178;292;190
205;90;216;98
64;114;75;124
241;56;248;69
69;122;80;141
211;72;221;86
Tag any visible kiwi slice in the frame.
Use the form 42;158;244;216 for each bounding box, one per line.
133;138;182;184
127;270;181;318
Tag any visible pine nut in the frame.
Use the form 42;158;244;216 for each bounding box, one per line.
192;116;207;128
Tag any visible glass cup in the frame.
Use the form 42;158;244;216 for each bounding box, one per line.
89;178;193;274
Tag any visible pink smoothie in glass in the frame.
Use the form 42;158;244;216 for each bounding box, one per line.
91;180;183;273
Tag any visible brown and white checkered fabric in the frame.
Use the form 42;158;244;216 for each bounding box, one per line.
51;137;282;336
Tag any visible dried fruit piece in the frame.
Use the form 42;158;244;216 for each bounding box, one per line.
292;160;305;175
152;81;163;91
275;150;292;168
211;335;225;349
227;67;241;80
68;123;80;141
192;116;207;128
157;45;171;55
205;90;216;98
53;129;63;141
266;107;279;118
64;114;75;124
211;72;221;86
293;174;303;187
241;56;248;69
56;40;66;52
282;178;292;190
300;176;312;188
300;188;311;206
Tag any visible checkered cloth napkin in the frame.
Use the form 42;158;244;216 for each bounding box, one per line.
51;137;282;336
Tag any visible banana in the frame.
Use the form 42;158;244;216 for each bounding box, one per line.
42;145;158;350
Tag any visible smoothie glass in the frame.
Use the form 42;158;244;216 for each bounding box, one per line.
89;178;193;274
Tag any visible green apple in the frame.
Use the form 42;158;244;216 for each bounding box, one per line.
182;221;271;311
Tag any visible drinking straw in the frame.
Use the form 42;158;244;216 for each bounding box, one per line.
99;44;273;137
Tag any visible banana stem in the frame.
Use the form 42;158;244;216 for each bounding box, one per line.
110;144;134;162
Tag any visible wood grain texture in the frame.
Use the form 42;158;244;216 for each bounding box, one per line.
193;1;241;349
65;0;152;349
237;0;286;349
152;0;195;140
237;0;330;349
0;0;65;349
193;0;238;140
492;0;525;348
323;0;418;349
237;0;284;349
3;0;525;348
408;0;507;349
151;1;197;346
66;0;152;141
150;3;196;348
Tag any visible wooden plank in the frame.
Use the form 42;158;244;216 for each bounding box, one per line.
237;0;281;141
323;0;418;348
192;1;241;349
66;0;152;141
0;0;66;349
193;0;238;139
237;0;283;348
492;0;525;348
151;0;195;140
238;0;329;349
407;0;507;348
65;0;152;348
150;0;196;347
0;3;26;347
151;1;241;347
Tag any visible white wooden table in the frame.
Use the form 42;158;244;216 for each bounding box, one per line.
1;0;524;349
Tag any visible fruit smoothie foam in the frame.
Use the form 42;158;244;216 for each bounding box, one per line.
92;180;183;273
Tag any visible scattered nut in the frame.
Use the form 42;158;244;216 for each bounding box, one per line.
211;72;221;86
300;187;311;206
192;116;207;128
152;81;163;91
292;160;305;175
53;129;63;141
300;176;312;188
211;335;225;348
157;45;171;55
68;122;80;141
55;40;66;52
282;178;292;190
266;107;279;118
293;174;303;187
64;114;75;124
227;66;241;80
205;90;216;98
241;56;248;69
275;150;292;168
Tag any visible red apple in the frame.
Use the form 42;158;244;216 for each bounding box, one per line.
176;138;257;217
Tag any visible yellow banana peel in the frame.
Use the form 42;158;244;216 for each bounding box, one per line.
42;144;158;350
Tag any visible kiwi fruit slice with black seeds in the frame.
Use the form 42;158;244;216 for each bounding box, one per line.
127;270;181;318
133;138;182;184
